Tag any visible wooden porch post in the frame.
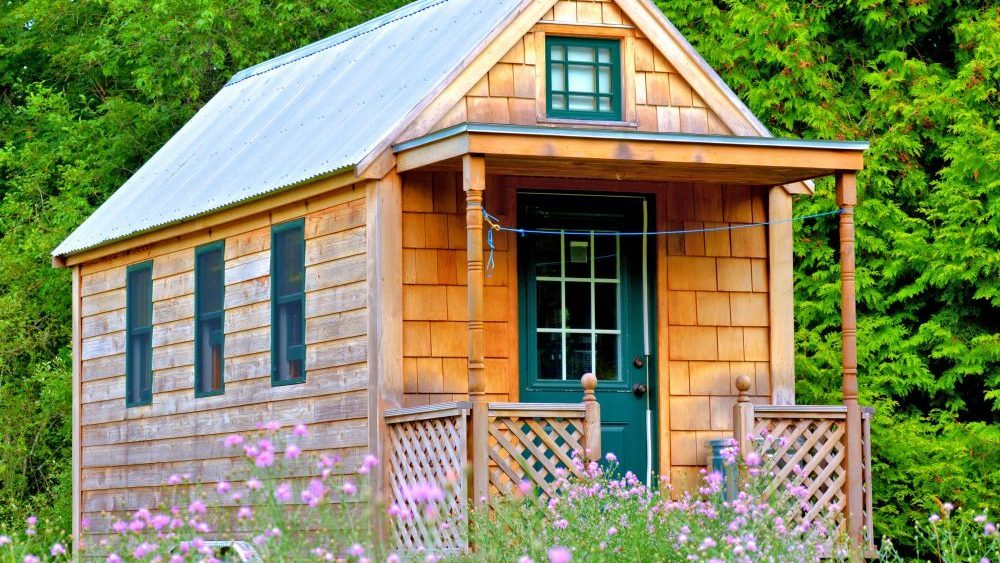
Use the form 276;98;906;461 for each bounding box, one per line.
837;172;864;546
464;154;489;506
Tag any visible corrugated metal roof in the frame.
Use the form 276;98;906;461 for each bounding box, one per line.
53;0;525;257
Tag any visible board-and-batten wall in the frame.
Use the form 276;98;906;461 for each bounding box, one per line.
430;0;731;135
77;189;369;535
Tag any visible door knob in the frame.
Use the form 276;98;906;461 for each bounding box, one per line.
632;383;647;397
632;356;644;369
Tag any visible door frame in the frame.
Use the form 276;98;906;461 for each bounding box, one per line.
510;184;659;478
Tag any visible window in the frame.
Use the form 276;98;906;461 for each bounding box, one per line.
546;36;622;121
271;219;306;385
195;241;225;397
126;261;153;406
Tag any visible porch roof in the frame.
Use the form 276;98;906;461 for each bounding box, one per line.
393;123;868;187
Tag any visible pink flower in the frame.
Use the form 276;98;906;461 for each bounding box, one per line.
167;474;182;485
188;500;206;515
264;420;281;432
255;449;275;468
553;519;568;530
112;520;128;534
362;454;379;471
348;544;365;557
518;480;532;496
237;506;253;521
223;434;244;448
0;536;10;546
128;520;145;533
293;423;308;437
604;452;617;463
247;478;262;491
26;516;37;527
285;444;301;460
519;558;535;563
169;556;183;563
23;556;40;563
744;452;761;467
151;515;171;531
216;481;231;495
106;555;122;563
274;482;293;502
342;481;357;496
548;546;572;563
50;544;67;557
929;514;940;523
387;556;401;563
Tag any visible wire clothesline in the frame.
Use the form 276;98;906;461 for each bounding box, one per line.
479;206;844;277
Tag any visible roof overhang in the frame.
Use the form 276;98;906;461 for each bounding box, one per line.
393;123;867;187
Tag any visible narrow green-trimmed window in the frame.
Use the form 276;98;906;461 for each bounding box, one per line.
546;36;622;121
195;241;225;397
271;219;306;385
126;261;153;407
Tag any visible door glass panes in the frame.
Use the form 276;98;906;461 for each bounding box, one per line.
547;37;621;120
534;231;621;381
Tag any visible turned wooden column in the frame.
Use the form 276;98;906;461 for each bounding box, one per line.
464;154;489;506
581;373;601;462
837;171;864;546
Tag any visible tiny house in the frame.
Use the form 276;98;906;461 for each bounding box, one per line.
55;0;872;552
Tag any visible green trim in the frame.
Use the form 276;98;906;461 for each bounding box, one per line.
392;123;870;153
194;240;226;398
125;261;154;408
545;36;622;121
270;218;307;387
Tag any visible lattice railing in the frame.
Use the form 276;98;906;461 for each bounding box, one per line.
486;403;589;501
753;406;849;530
385;402;468;553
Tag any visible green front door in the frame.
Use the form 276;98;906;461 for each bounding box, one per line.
518;192;656;482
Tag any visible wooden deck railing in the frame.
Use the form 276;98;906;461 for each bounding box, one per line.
732;376;875;554
383;375;601;553
385;402;469;553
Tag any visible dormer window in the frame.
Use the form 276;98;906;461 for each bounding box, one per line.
546;36;622;121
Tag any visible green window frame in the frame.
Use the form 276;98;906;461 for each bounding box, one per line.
545;36;622;121
194;241;226;397
271;219;306;386
125;261;154;407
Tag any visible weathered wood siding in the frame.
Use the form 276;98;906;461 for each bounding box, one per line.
77;188;369;536
430;0;730;134
401;172;515;406
662;184;772;487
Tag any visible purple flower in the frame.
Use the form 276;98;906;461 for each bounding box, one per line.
274;482;293;502
237;506;253;521
26;516;37;527
188;500;207;515
348;544;365;557
255;449;275;468
387;555;401;563
167;474;182;485
264;420;281;432
604;452;617;463
518;480;532;496
744;452;761;467
106;555;122;563
223;434;244;448
285;444;301;460
293;423;308;436
23;556;40;563
0;536;10;546
553;518;568;530
216;480;231;495
929;514;940;523
548;546;572;563
247;478;262;491
128;519;145;533
519;556;535;563
342;481;358;496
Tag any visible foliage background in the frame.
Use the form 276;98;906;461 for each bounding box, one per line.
0;0;996;555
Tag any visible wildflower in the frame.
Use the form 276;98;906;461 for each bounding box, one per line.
26;516;37;527
986;522;997;535
342;481;358;495
274;482;293;502
133;542;158;559
285;444;302;460
223;434;244;448
402;482;443;503
605;452;617;463
929;514;940;523
264;420;281;432
151;515;171;530
112;520;128;534
359;454;379;474
387;555;401;563
170;556;183;563
699;537;717;550
548;546;572;563
607;527;618;536
106;555;122;563
943;502;954;513
0;536;10;546
518;480;532;496
252;535;267;547
255;449;275;467
975;515;987;523
553;518;568;530
188;500;207;515
518;557;535;563
247;478;263;491
23;556;40;563
128;519;146;533
216;480;231;495
167;474;182;485
348;544;365;557
744;451;761;467
237;506;253;521
293;423;309;437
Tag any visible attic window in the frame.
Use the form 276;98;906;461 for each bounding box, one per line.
546;36;622;121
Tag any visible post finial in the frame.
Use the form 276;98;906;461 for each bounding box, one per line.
735;374;752;403
581;373;597;402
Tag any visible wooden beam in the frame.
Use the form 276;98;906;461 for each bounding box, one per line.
533;22;636;37
366;173;402;535
836;171;864;546
464;155;489;506
768;187;795;404
396;134;469;173
72;265;82;553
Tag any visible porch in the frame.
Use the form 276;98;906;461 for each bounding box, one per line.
381;123;871;553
